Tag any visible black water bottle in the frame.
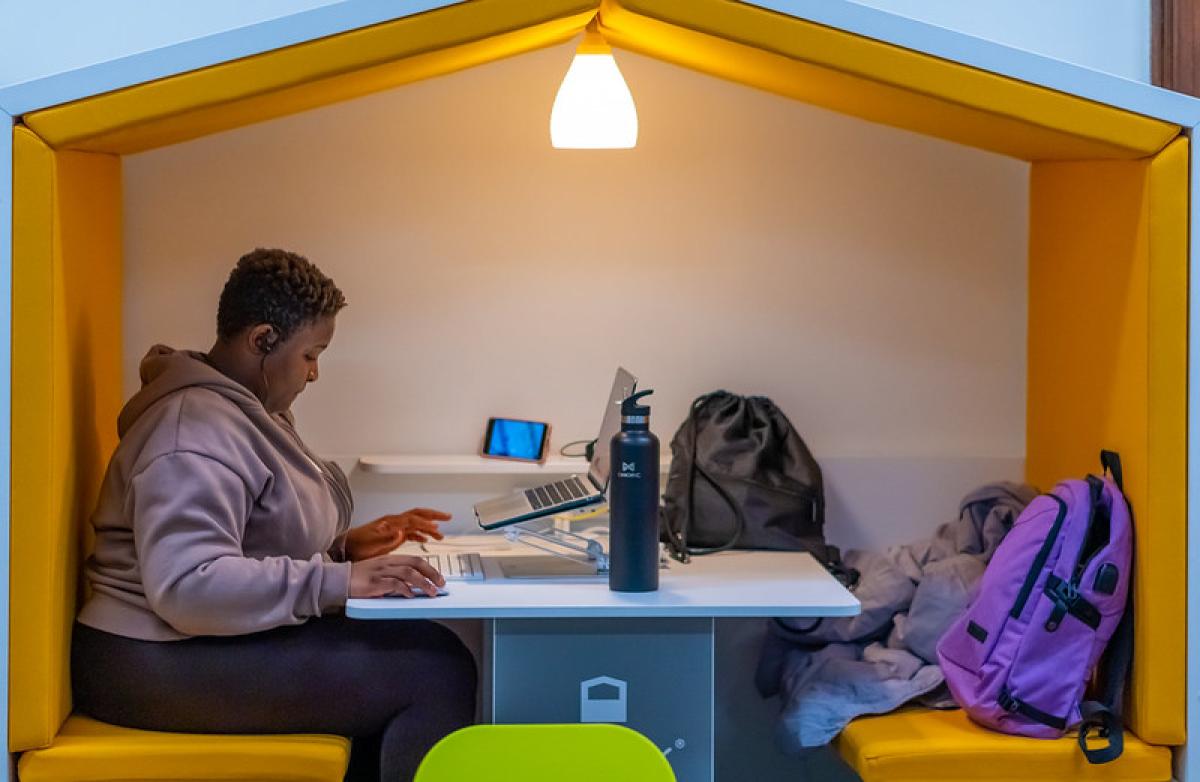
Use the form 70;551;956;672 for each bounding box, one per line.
609;389;660;592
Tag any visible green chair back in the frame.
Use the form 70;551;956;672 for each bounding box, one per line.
414;724;676;781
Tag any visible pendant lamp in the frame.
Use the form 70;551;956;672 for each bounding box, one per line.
550;19;638;149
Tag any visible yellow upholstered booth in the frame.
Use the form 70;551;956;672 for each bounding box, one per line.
1026;138;1189;746
9;125;353;780
833;134;1189;782
10;124;122;750
18;717;350;782
837;708;1172;782
22;0;598;155
598;0;1178;162
8;0;1189;780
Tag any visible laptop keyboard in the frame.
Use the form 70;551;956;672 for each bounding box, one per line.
417;552;484;581
526;477;591;510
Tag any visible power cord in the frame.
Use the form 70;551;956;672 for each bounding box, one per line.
559;438;596;460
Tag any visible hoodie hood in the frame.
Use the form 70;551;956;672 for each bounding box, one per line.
117;343;353;532
118;345;266;438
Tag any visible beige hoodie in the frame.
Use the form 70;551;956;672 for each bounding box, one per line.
77;346;353;641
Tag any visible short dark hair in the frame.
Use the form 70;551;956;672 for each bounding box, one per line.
216;248;347;342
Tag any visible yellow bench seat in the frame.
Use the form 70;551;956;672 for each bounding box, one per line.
836;708;1172;782
18;715;350;782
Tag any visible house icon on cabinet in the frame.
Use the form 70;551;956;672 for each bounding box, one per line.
580;676;627;723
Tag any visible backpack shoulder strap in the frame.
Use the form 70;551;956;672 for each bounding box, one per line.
682;462;747;558
1078;448;1130;765
1077;594;1132;764
664;393;744;561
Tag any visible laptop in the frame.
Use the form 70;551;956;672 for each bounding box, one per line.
474;368;636;530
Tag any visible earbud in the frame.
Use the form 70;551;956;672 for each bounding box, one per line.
255;327;279;356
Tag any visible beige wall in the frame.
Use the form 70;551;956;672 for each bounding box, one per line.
123;40;1029;486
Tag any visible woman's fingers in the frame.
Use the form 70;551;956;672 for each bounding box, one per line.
408;558;445;586
414;575;441;596
407;517;446;542
409;518;445;540
351;557;443;598
353;523;451;597
410;516;443;531
378;570;439;597
379;575;414;598
408;506;453;518
372;510;449;543
376;555;445;586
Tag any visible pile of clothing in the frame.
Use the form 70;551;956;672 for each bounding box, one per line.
755;481;1036;752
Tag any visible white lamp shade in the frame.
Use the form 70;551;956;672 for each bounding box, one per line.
550;53;638;149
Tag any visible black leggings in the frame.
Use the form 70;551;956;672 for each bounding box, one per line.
71;615;477;782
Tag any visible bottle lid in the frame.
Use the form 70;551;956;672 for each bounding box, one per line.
621;389;654;416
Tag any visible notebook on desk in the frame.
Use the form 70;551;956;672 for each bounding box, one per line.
473;367;636;530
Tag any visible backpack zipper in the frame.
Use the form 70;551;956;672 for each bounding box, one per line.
1009;494;1068;619
1071;476;1107;584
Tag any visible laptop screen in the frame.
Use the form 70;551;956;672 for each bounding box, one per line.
588;367;637;491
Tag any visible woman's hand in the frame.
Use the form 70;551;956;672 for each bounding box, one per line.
344;508;450;562
349;554;445;598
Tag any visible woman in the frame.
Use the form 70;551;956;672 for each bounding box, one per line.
72;248;476;782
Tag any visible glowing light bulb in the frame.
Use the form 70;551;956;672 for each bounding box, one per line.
550;22;638;149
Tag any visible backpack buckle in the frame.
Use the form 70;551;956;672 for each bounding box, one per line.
1044;574;1100;631
1045;575;1078;632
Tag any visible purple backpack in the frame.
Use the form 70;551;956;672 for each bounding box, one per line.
937;451;1133;764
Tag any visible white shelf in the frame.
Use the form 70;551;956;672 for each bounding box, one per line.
356;454;671;476
358;455;591;475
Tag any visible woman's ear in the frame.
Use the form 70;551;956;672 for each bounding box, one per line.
248;323;279;356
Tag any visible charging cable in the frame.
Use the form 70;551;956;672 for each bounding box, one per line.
559;438;596;460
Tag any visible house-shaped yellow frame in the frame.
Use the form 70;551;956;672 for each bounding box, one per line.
6;1;1194;780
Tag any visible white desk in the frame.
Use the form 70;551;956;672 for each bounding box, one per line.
346;537;859;782
346;547;859;620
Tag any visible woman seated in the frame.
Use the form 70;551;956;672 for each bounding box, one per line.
72;248;476;782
